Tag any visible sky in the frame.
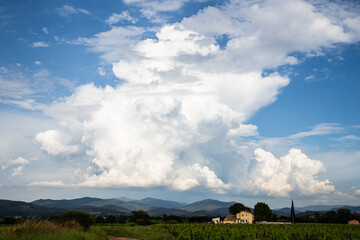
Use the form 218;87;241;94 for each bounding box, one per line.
0;0;360;208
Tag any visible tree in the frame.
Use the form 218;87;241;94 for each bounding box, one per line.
229;203;249;215
130;210;150;225
106;215;117;223
336;208;351;224
254;202;272;222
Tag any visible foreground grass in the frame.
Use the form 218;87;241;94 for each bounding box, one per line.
0;220;108;240
0;221;173;240
94;224;174;240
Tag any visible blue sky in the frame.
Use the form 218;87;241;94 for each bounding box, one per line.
1;0;360;208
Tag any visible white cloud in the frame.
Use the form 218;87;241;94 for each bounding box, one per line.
124;0;188;12
29;180;66;187
0;76;34;99
1;157;29;177
57;5;90;17
227;124;258;138
55;77;75;88
355;189;360;196
289;123;344;139
42;27;48;34
31;41;49;48
0;66;9;73
336;135;360;142
74;26;145;63
33;0;360;195
11;166;24;176
305;75;315;82
77;8;90;15
106;11;137;25
34;61;41;65
97;67;106;76
248;148;335;197
35;129;80;155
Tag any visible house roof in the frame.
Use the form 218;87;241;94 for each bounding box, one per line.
224;214;236;221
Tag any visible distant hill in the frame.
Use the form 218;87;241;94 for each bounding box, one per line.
147;207;190;216
273;207;303;217
2;197;359;219
328;205;360;213
181;199;236;212
274;205;360;217
130;197;185;209
31;197;115;209
0;199;62;218
32;197;127;210
299;205;345;212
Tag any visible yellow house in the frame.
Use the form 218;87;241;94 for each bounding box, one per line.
236;210;254;224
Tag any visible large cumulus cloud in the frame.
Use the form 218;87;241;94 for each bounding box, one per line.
34;0;360;196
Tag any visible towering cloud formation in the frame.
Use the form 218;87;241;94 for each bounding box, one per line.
34;0;360;195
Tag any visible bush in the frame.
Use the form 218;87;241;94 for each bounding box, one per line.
58;211;94;231
130;210;150;225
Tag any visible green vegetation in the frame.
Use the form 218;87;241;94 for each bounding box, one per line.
254;202;274;222
58;211;95;230
228;203;250;215
0;219;107;240
167;223;360;240
95;224;172;239
2;221;360;240
0;221;173;240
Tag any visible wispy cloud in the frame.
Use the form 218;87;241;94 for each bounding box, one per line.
42;27;48;34
304;75;315;82
57;5;90;17
31;41;49;48
106;11;137;25
289;123;344;139
29;180;66;187
336;135;360;142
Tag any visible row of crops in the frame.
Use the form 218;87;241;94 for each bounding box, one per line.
165;223;360;240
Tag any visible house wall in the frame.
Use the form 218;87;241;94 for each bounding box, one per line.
236;211;254;224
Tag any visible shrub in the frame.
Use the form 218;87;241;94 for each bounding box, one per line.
9;219;83;235
58;211;94;231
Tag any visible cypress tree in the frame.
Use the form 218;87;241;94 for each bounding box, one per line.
291;199;295;224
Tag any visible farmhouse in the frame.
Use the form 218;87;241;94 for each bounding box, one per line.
222;210;255;224
348;219;359;225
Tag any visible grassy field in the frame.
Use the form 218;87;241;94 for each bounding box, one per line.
0;221;172;240
94;224;173;239
1;221;360;240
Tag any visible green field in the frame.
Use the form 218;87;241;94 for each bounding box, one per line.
1;222;360;240
0;221;171;240
167;223;360;240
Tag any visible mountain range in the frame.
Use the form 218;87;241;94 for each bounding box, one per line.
0;197;359;218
